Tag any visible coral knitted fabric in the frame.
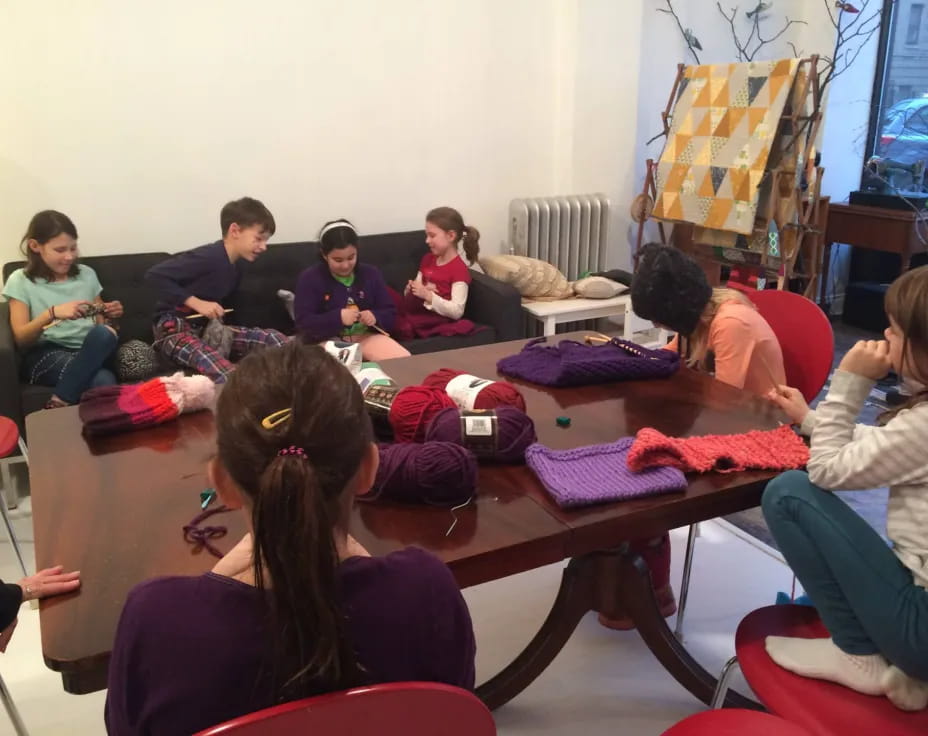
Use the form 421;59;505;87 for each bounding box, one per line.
497;337;679;387
79;373;215;436
627;424;809;474
525;438;687;509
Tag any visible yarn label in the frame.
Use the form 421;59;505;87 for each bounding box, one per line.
356;367;395;394
323;340;361;375
364;384;400;418
445;373;493;410
460;410;498;455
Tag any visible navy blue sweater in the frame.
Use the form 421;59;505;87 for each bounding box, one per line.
294;263;396;342
145;241;242;317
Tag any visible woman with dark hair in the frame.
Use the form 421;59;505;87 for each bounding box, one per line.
105;342;475;734
293;219;409;359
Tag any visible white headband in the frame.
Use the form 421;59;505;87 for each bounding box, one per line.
319;220;357;240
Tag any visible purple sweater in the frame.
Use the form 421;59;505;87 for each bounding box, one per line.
104;547;475;736
145;241;243;317
294;263;396;341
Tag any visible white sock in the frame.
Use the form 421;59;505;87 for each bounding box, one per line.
882;665;928;711
765;636;889;696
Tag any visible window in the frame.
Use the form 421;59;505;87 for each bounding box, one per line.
906;4;923;43
867;1;928;192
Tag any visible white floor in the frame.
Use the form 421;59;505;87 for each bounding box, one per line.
0;499;795;736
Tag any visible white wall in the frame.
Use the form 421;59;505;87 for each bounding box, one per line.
0;0;567;262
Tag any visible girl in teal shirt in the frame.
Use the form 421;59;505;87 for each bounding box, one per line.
3;211;123;408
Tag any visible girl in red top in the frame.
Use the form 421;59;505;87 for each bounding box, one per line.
405;207;479;326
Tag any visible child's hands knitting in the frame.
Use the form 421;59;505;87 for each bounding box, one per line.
341;308;359;327
52;300;92;321
766;385;810;425
840;339;893;381
358;310;377;327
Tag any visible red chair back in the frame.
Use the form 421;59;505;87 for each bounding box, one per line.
195;682;496;736
735;606;928;736
662;709;813;735
744;290;834;403
0;418;18;459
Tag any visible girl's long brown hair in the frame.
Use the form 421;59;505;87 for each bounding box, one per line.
215;342;369;700
20;210;80;282
881;266;928;421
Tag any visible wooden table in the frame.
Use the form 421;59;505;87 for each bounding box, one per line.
823;203;928;305
29;333;782;709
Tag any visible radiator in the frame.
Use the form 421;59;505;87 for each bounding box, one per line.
508;193;611;280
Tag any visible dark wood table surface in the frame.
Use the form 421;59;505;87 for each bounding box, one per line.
29;332;782;707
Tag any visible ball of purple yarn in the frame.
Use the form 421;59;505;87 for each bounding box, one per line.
367;442;477;507
424;406;537;464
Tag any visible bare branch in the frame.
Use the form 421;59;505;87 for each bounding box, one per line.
659;0;702;64
788;41;801;58
823;0;839;31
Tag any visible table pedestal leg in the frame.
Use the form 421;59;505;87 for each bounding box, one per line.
475;548;760;711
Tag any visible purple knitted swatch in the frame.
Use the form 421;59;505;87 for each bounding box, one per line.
496;337;679;387
525;437;687;509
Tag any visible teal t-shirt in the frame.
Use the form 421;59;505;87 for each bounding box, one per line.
2;265;103;349
334;272;367;337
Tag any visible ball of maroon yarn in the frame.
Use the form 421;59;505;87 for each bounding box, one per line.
364;442;477;506
422;368;527;412
424;406;537;463
388;386;457;443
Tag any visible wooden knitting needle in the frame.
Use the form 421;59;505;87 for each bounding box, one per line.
758;354;781;393
370;323;391;338
584;332;612;344
185;309;234;320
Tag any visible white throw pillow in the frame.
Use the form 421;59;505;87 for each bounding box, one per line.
572;276;627;299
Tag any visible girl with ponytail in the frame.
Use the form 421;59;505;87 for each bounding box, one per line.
105;341;476;735
404;207;480;331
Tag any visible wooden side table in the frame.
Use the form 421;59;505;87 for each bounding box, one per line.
823;203;928;306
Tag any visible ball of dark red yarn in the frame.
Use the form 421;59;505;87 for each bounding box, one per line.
362;442;477;507
422;368;527;412
388;386;456;442
424;406;537;463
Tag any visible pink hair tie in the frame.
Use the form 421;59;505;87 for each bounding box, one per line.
278;446;307;458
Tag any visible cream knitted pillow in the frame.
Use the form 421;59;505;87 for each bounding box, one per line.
479;255;574;300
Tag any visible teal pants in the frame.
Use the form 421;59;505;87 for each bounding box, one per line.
763;471;928;679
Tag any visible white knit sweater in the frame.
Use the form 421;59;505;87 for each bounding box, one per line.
800;370;928;589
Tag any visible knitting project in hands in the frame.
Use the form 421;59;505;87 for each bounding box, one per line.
627;424;809;474
496;337;680;388
525;437;687;509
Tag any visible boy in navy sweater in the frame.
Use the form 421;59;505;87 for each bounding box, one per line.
145;197;288;382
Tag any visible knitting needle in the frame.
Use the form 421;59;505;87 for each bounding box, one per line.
370;324;391;338
583;332;613;344
758;354;782;393
185;309;234;321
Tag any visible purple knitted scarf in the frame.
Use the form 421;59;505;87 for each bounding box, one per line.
496;337;679;387
525;437;687;509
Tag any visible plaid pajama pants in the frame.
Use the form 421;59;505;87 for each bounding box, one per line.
153;314;289;383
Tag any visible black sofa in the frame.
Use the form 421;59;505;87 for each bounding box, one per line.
0;230;521;435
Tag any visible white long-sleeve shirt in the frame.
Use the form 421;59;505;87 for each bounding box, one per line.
800;370;928;588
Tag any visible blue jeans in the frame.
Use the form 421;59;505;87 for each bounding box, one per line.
21;324;118;404
763;471;928;679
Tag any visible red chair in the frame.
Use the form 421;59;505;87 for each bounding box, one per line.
712;605;928;736
0;418;27;577
674;290;834;639
744;289;835;404
195;682;496;736
663;708;813;735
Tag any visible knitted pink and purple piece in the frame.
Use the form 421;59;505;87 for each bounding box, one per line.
497;337;680;388
525;437;687;509
79;373;216;436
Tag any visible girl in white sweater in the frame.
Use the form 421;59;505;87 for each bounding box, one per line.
764;265;928;711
